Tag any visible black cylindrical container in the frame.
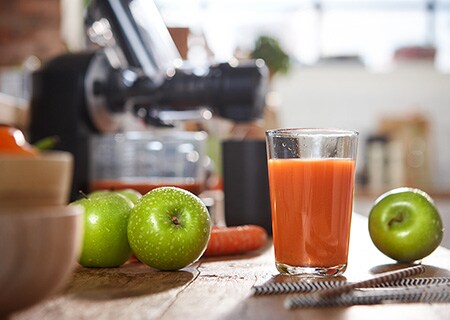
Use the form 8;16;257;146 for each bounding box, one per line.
222;139;272;234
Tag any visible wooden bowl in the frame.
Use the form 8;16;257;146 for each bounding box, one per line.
0;205;84;316
0;151;73;206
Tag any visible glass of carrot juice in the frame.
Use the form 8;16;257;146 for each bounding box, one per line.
266;128;358;276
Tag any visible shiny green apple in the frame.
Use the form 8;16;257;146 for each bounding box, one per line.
89;189;142;205
71;192;134;267
368;187;444;262
127;187;211;271
117;189;142;204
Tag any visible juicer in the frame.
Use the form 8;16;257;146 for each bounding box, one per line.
29;0;268;200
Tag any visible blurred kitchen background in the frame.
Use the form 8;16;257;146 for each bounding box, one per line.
1;0;449;247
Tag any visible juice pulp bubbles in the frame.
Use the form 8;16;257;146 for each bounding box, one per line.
268;158;355;269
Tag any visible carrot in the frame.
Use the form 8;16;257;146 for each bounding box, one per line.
203;225;268;257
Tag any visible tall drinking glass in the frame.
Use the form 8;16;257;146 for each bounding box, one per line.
266;128;358;276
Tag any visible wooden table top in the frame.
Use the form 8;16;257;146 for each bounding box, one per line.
12;213;450;320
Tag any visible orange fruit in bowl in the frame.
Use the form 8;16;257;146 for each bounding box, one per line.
0;125;37;156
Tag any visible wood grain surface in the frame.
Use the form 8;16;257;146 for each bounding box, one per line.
12;214;450;320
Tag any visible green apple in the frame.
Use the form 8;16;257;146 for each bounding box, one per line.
71;192;134;267
89;189;142;205
127;187;211;271
116;189;142;204
368;187;444;262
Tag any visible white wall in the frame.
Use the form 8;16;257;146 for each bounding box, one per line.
272;61;450;190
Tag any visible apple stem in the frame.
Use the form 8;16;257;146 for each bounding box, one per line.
171;216;180;225
78;190;89;199
388;212;405;227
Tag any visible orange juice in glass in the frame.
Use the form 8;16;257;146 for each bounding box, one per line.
266;128;358;276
